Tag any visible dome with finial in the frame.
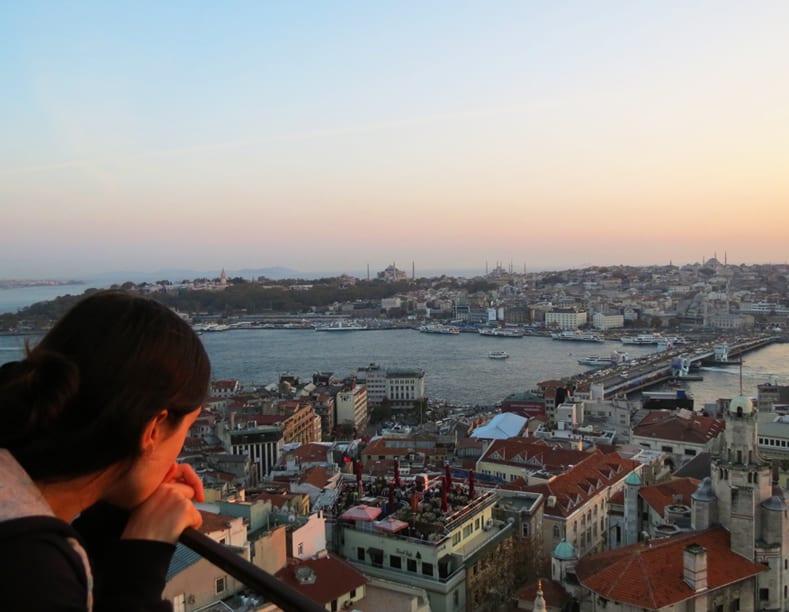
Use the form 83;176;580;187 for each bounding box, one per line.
691;476;716;502
728;395;755;416
553;539;577;560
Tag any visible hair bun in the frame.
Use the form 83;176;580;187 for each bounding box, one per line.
0;351;80;439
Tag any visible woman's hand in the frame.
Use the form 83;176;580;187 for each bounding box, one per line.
163;462;206;503
121;463;204;543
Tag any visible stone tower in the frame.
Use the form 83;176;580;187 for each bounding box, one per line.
711;395;771;559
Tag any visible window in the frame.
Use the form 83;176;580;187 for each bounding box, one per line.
732;598;740;611
522;523;529;537
215;577;226;594
422;562;434;577
357;547;365;561
350;588;357;598
297;542;304;556
684;449;697;456
760;588;769;601
553;525;560;538
407;559;417;572
661;445;673;453
390;555;402;569
453;532;461;545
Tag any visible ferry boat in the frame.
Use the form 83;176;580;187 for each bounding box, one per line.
488;351;510;359
551;330;604;343
314;320;368;332
418;323;460;335
478;326;525;338
577;351;630;367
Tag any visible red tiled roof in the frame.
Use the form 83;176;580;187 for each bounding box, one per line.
275;555;367;605
479;438;590;475
523;451;639;517
576;527;765;608
639;478;700;516
299;466;333;489
633;411;724;444
211;379;239;390
282;443;332;464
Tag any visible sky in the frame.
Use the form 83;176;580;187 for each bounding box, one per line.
2;2;789;280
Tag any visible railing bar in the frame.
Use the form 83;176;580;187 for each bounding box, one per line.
179;528;326;612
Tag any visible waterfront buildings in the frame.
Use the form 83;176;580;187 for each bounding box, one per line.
356;363;426;408
545;310;588;330
591;311;624;330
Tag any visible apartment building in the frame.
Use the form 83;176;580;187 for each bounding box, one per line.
336;384;369;432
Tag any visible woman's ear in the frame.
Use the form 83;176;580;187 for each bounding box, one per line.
141;409;170;452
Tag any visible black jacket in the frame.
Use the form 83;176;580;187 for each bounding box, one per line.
0;450;177;611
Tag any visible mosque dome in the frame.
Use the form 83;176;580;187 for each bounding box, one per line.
625;472;642;486
553;539;577;560
691;477;717;502
728;395;755;416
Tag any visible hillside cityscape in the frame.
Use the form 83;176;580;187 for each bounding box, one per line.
3;259;789;611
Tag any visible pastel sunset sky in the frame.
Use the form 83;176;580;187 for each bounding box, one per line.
2;2;788;279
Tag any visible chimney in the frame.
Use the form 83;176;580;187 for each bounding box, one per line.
683;544;708;592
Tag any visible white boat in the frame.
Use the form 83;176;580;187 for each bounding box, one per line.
578;351;630;367
551;330;604;343
418;323;460;335
478;326;524;338
315;320;368;332
488;351;510;359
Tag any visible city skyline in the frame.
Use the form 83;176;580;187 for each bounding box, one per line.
2;2;789;279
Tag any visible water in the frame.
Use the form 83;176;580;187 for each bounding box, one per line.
3;328;788;407
0;284;91;314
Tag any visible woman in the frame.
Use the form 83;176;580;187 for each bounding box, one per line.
0;290;211;611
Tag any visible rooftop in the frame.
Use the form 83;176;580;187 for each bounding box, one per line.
576;527;766;608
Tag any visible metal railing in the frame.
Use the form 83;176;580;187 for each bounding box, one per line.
179;528;326;612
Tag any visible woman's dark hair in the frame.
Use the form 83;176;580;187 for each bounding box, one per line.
0;290;211;481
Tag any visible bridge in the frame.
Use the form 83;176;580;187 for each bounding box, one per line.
568;335;778;400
